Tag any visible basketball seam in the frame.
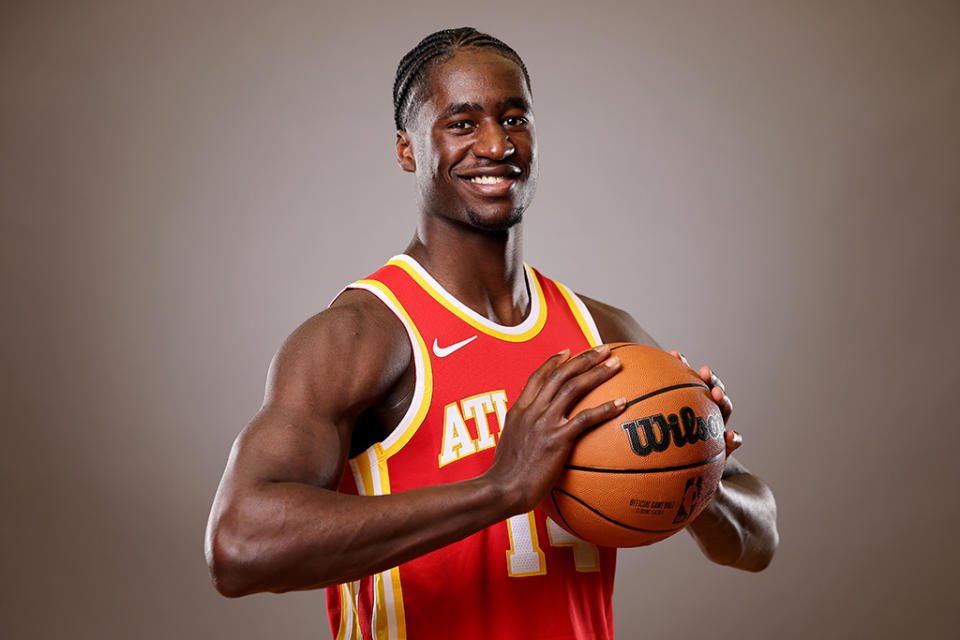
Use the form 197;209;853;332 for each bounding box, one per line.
550;489;587;541
564;450;725;474
624;382;709;408
553;486;690;534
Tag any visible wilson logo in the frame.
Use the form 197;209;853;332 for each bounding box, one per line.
620;407;723;457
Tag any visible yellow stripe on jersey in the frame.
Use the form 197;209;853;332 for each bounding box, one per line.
388;566;407;640
353;279;433;460
366;549;408;640
348;452;375;498
372;444;392;495
334;583;348;640
385;257;548;342
554;281;603;347
344;277;429;639
335;582;362;640
348;447;409;640
373;571;389;640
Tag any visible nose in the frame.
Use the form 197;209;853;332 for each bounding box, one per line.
473;120;514;160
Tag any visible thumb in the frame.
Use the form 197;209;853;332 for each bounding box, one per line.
724;430;742;457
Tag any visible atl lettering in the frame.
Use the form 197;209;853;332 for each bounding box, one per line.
620;407;723;457
438;390;508;467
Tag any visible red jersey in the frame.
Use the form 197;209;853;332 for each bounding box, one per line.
325;255;616;640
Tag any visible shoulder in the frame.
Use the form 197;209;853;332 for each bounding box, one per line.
265;287;411;419
577;293;660;348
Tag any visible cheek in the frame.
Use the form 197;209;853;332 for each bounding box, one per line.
516;130;537;165
418;136;446;178
412;143;440;190
416;153;444;194
525;142;539;181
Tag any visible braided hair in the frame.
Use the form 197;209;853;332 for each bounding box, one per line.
393;27;531;131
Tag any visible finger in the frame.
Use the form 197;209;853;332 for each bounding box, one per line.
698;365;713;386
534;344;612;406
562;397;627;438
669;349;691;368
543;354;622;419
708;369;725;393
514;348;570;409
724;430;742;457
712;386;734;422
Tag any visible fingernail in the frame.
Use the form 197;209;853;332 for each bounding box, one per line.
557;348;571;357
593;344;608;352
614;397;626;408
733;431;742;445
606;356;621;368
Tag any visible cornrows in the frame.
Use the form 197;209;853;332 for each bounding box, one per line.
392;27;531;131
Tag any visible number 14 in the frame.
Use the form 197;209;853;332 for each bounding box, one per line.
505;512;600;577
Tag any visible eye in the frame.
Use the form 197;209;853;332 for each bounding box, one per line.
447;120;475;131
503;116;528;127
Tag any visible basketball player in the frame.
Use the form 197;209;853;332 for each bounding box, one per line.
206;28;778;639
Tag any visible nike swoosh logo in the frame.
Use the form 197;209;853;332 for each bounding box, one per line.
432;335;478;358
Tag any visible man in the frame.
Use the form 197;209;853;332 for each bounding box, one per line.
206;27;778;639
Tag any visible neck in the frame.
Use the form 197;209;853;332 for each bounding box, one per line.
405;215;529;326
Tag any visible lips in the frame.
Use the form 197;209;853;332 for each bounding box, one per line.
467;175;509;184
456;165;522;196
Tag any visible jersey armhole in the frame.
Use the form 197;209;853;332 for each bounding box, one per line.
552;281;604;347
342;280;433;463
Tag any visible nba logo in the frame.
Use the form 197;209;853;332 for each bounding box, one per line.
672;476;703;525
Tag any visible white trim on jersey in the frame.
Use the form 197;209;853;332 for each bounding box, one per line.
554;281;604;345
381;569;400;640
347;281;428;455
349;448;402;640
390;254;542;336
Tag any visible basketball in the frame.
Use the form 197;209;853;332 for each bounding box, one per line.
540;343;727;548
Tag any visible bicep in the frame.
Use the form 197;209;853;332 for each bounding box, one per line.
228;404;349;491
224;292;410;491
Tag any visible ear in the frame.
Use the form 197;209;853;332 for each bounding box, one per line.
396;131;416;173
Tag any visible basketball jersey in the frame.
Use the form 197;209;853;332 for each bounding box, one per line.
325;255;617;640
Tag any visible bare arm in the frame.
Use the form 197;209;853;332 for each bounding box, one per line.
580;294;779;571
205;291;627;596
685;456;778;571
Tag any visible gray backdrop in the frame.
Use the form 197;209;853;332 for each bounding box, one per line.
3;1;958;638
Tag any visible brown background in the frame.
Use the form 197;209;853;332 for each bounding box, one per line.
2;1;958;638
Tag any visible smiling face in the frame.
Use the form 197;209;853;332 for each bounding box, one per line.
397;48;538;232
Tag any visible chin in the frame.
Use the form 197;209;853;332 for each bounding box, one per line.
466;207;524;232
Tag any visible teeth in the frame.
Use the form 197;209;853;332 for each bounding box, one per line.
468;175;507;184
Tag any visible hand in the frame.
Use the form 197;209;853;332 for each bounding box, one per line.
669;349;740;458
485;345;627;515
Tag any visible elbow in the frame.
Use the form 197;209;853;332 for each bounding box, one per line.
751;516;780;572
205;513;261;598
206;544;251;598
707;525;778;573
703;482;779;572
740;530;778;572
738;494;779;572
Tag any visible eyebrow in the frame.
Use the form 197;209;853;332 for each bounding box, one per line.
438;97;531;120
497;97;531;112
439;102;483;119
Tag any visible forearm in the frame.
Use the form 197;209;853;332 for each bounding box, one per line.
687;471;778;571
206;475;511;596
206;345;625;597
